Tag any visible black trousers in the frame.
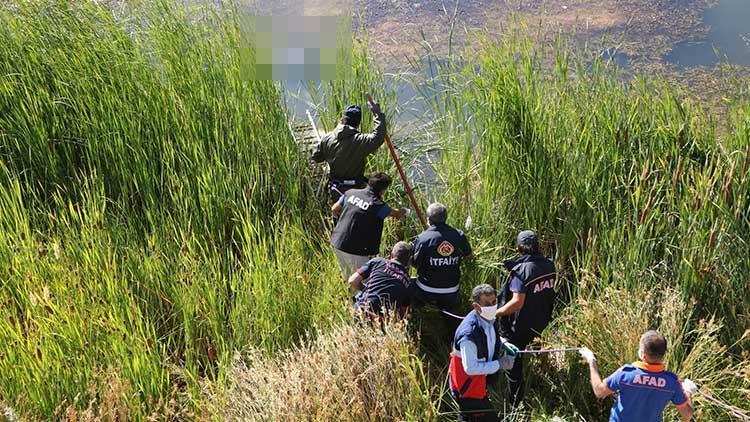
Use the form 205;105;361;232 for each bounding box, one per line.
327;177;366;202
455;398;499;422
409;284;460;310
504;335;532;407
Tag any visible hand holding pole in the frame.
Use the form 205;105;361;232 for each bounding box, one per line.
367;94;427;229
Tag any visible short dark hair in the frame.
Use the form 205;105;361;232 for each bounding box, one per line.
391;241;413;266
518;244;539;255
471;284;496;304
640;330;667;357
341;105;362;127
368;172;392;193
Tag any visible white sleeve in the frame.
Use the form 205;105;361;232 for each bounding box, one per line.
459;340;501;376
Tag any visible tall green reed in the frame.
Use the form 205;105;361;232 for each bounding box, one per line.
415;21;749;419
0;0;345;418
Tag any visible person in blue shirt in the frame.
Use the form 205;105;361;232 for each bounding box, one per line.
348;241;413;318
579;330;696;422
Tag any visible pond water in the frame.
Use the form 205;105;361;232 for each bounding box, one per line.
665;0;750;67
283;0;750;125
282;0;750;194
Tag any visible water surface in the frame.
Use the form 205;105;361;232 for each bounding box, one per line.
666;0;750;67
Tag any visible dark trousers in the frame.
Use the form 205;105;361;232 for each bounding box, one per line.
409;283;460;310
503;336;531;407
410;284;462;330
327;177;365;202
455;398;499;422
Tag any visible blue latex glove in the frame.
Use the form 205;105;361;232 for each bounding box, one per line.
502;341;519;357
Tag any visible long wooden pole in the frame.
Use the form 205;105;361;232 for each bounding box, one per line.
305;109;321;143
367;94;427;229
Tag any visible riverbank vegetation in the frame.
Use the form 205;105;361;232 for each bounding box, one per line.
0;1;748;420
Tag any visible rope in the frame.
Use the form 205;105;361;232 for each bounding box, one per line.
694;389;750;421
438;311;748;419
440;309;466;320
516;347;581;354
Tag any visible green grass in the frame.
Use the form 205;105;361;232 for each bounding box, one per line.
415;24;750;421
0;1;748;421
0;0;346;418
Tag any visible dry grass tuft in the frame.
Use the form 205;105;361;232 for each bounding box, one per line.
220;320;437;421
56;370;192;422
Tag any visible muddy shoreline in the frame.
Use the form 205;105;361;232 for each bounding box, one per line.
347;0;747;113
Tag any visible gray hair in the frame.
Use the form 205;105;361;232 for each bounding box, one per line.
391;241;413;266
427;202;448;224
471;284;496;304
640;330;667;357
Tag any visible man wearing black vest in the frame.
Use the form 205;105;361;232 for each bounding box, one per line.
449;284;518;422
311;102;387;201
411;203;472;311
330;172;408;281
495;230;556;407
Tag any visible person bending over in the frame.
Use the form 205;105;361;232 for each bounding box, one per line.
349;241;413;319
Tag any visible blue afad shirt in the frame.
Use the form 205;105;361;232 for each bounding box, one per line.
605;361;688;422
355;258;411;314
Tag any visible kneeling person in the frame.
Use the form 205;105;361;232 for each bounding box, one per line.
349;241;413;318
580;330;695;422
449;284;518;422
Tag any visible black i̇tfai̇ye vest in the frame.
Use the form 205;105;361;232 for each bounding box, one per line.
330;187;387;256
499;254;556;342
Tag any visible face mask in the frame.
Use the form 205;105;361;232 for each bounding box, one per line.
480;305;498;321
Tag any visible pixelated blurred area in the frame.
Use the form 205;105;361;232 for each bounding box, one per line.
238;0;351;80
250;0;350;16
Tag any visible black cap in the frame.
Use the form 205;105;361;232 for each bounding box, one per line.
343;105;361;127
516;230;538;249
